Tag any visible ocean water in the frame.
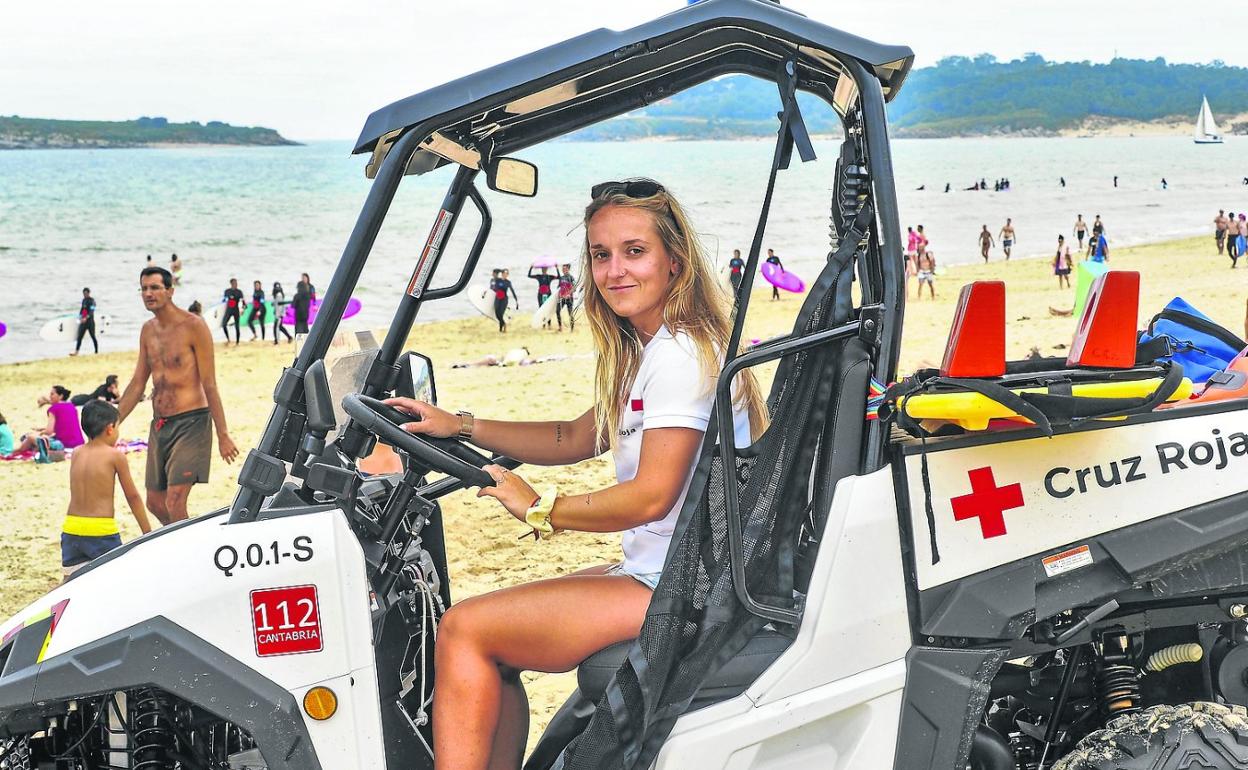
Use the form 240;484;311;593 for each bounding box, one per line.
0;135;1241;363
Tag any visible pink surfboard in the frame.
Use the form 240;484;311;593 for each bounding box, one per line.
530;256;560;269
0;322;6;339
761;262;805;293
283;297;363;326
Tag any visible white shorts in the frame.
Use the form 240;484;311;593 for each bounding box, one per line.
606;562;661;591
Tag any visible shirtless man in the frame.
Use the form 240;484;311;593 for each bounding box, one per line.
998;218;1017;261
1215;210;1228;256
117;267;238;525
977;225;995;263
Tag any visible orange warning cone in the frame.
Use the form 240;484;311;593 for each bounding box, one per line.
1066;271;1140;369
941;281;1006;378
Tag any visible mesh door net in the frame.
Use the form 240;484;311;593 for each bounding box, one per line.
554;201;873;770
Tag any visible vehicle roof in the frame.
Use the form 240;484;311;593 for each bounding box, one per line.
352;0;913;172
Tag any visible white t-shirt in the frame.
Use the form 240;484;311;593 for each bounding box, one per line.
615;326;752;575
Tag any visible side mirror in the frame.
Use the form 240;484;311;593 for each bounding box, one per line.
396;352;437;406
484;157;538;198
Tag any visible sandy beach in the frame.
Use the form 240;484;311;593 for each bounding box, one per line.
1;233;1243;748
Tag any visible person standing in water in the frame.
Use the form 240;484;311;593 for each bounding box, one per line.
998;218;1017;260
247;280;267;341
220;278;244;345
71;287;99;356
557;263;576;332
528;265;557;328
1073;214;1088;252
1054;235;1073;289
117;267;238;525
170;254;183;286
765;248;783;301
727;248;745;295
271;282;293;343
977;225;995;263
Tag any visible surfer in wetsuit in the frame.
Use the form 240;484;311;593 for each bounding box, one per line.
728;249;745;294
270;282;293;344
221;278;244;346
293;280;312;336
557;263;576;332
493;269;519;333
528;265;557;329
72;287;98;356
765;248;783;301
247;280;266;341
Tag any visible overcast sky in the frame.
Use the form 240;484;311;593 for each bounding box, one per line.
0;1;1228;141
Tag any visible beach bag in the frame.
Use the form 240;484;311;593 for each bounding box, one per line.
1138;297;1246;384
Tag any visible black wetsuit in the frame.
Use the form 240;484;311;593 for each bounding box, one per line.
492;278;518;332
728;257;745;293
221;288;244;343
271;287;293;343
248;289;267;340
293;283;312;335
765;255;783;299
75;296;98;354
557;272;575;330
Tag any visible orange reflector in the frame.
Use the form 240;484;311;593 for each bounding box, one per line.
941;281;1006;378
303;686;338;721
1067;271;1140;369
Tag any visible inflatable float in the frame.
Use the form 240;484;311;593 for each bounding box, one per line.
761;262;805;293
242;301;275;326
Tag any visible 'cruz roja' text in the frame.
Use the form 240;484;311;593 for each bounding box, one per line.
1044;429;1248;499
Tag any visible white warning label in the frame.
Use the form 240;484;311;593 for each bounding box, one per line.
1042;545;1093;578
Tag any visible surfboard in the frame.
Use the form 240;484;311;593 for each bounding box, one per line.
282;297;363;326
39;314;111;342
530;256;560;269
0;321;6;339
467;283;513;323
530;294;559;329
242;301;275;326
761;262;805;293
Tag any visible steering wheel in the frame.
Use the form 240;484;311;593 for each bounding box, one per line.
341;394;496;488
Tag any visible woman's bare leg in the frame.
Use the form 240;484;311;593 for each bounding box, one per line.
433;571;651;770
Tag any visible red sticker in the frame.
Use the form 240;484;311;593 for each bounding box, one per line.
950;466;1023;539
631;399;644;412
251;585;323;657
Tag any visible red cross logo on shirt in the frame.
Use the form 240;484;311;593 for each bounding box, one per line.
950;466;1023;539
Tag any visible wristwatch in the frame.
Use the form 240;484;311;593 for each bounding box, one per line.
456;410;474;440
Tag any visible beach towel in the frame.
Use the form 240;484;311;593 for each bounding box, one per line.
2;439;148;464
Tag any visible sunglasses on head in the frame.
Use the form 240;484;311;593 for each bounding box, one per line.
590;179;664;200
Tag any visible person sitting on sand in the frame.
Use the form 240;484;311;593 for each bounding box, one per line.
15;385;85;456
0;410;14;456
384;178;767;769
61;400;152;578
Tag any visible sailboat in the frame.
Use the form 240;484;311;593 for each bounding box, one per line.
1194;96;1224;144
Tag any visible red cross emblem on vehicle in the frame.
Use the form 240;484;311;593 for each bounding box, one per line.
950;466;1023;539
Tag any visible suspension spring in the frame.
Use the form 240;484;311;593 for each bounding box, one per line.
131;689;176;770
1096;664;1142;716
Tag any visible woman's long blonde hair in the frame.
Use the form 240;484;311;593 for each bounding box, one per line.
581;179;768;447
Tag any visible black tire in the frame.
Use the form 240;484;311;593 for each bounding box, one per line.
1053;703;1248;770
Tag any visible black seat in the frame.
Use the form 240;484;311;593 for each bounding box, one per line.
577;628;793;705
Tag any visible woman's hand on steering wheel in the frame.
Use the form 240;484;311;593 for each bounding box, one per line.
383;397;460;438
477;464;540;524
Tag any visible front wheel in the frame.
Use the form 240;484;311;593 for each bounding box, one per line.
1054;703;1248;769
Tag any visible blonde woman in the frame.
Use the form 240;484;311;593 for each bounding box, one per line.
385;178;765;769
